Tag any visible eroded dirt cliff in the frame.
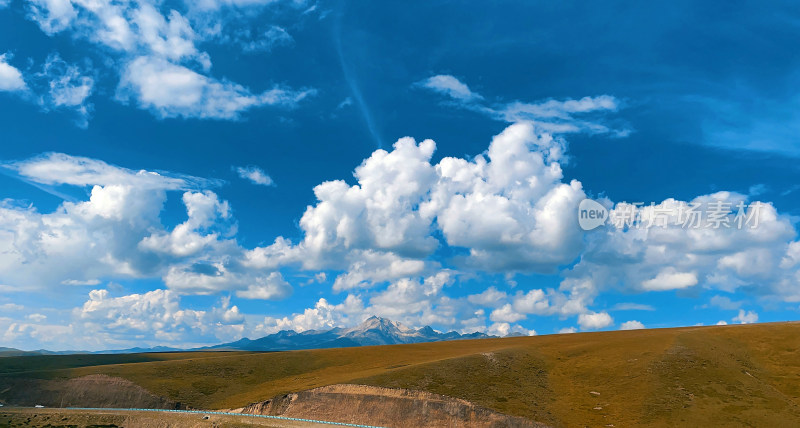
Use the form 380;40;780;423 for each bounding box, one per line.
232;384;546;428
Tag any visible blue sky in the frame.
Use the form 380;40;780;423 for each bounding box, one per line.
1;0;799;350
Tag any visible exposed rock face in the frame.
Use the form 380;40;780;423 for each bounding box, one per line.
0;374;183;409
235;384;547;428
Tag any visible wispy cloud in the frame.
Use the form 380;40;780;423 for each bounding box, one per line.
333;9;383;148
34;54;94;128
416;74;629;136
117;56;315;120
4;152;220;190
611;303;656;311
337;97;353;109
708;295;742;310
416;75;483;102
697;93;800;157
241;26;294;53
21;0;315;124
235;165;274;186
0;53;95;128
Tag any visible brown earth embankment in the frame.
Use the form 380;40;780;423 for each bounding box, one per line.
232;384;545;428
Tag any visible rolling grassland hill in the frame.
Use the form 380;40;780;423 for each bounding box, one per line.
2;322;800;426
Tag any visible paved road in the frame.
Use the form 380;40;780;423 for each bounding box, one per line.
1;406;388;428
70;407;387;427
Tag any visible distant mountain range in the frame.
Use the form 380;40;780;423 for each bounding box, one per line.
202;316;490;351
0;316;491;356
0;346;82;357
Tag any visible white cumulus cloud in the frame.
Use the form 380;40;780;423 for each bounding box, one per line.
732;309;758;324
620;320;645;330
641;268;698;291
578;311;613;330
0;153;290;301
0;53;27;92
235;272;293;300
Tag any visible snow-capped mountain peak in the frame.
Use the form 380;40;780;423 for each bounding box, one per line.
345;316;414;335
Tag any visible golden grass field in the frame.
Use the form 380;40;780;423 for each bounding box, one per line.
3;322;800;427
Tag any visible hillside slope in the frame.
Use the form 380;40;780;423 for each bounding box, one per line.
2;322;800;427
0;374;182;409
